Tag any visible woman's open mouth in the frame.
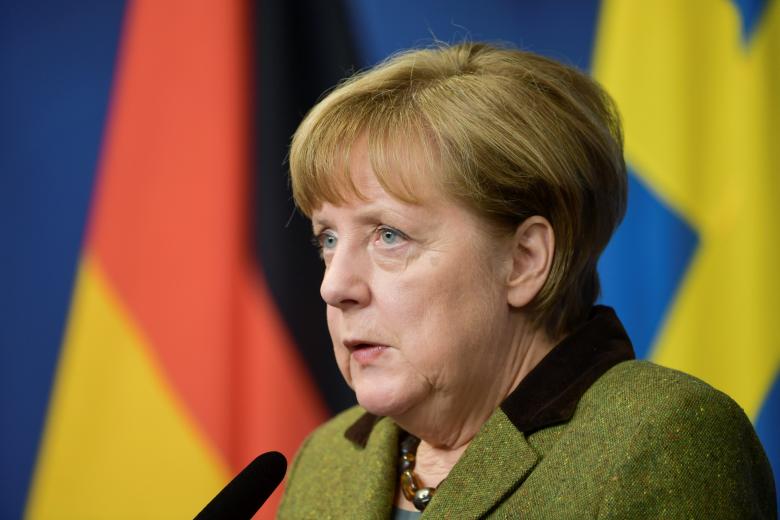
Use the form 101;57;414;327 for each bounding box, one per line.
346;342;389;365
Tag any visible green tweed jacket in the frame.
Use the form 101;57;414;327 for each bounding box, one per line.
278;307;776;519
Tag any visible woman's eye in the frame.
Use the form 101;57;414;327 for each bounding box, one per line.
376;226;406;246
322;234;338;249
312;231;337;255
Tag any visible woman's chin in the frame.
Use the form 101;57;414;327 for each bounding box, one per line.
354;384;417;418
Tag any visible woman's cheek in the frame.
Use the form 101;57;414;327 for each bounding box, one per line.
326;311;352;387
333;344;353;388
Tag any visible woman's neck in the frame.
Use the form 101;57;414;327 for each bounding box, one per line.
396;324;557;448
393;325;558;511
414;439;469;486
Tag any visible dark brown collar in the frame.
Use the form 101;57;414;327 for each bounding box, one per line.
345;305;635;447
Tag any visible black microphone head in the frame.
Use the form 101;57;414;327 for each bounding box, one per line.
194;451;287;520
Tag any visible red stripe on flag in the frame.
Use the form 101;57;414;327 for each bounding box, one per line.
87;0;326;477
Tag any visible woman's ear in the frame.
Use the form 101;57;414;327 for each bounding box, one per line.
506;216;554;308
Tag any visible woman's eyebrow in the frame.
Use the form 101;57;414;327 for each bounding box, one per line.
311;219;331;233
310;200;429;235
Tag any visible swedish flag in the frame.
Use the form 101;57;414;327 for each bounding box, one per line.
594;0;779;501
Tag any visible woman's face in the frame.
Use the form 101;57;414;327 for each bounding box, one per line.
311;139;520;421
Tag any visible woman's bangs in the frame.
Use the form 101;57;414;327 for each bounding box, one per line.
290;105;364;215
367;113;439;206
292;104;440;214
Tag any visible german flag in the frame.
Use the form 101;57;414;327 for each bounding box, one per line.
25;0;357;517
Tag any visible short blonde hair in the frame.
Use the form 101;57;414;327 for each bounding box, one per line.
289;42;627;338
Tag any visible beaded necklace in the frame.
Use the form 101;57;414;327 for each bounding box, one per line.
398;434;436;511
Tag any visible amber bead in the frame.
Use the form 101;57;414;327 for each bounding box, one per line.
400;452;415;472
400;470;420;501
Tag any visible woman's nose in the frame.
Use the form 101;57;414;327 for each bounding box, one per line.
320;248;370;310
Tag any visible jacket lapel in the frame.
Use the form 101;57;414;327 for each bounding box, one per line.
347;416;400;518
422;409;539;518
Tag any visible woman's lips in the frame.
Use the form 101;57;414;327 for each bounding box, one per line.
349;344;389;365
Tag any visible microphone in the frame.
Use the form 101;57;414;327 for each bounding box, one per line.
194;451;287;520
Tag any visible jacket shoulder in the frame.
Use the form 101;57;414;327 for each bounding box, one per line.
586;359;745;417
586;361;776;518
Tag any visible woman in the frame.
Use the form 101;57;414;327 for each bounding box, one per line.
277;43;775;518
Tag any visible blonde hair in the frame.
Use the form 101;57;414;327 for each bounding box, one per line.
289;42;627;338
